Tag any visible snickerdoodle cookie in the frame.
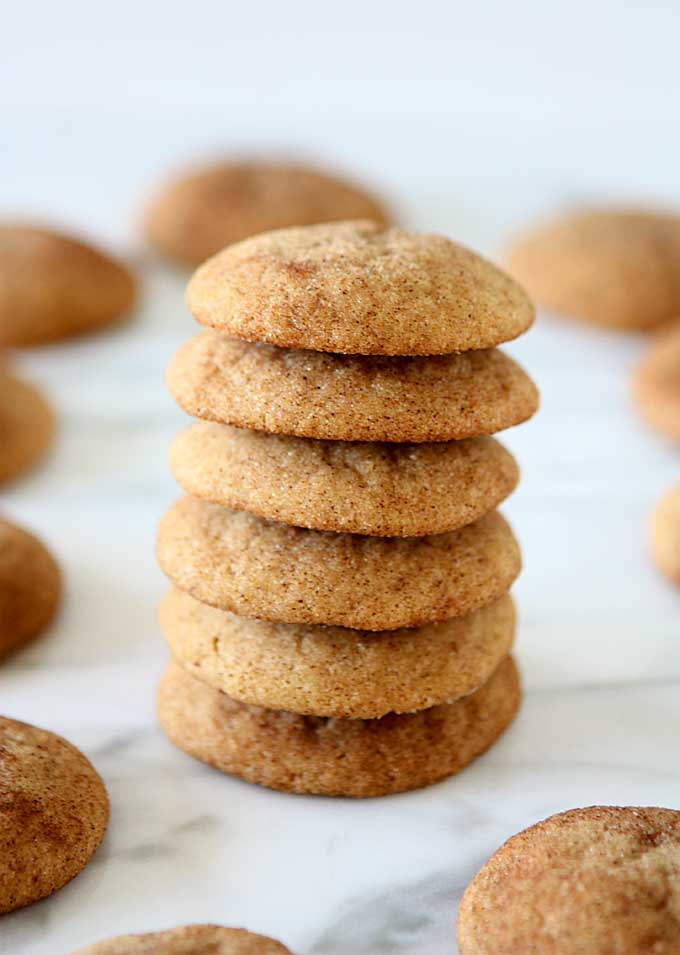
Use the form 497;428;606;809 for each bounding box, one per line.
0;518;60;659
650;484;680;585
634;320;680;443
167;332;539;443
144;160;389;266
187;221;534;355
160;588;515;718
0;225;136;345
0;716;109;913
457;805;680;955
156;498;521;630
157;656;520;797
0;370;53;483
169;423;519;536
506;209;680;331
71;924;293;954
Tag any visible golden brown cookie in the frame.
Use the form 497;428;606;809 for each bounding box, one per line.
156;498;521;630
157;656;520;797
650;484;680;585
506;209;680;331
169;423;519;536
160;588;515;718
71;924;293;955
0;370;54;483
0;716;109;913
167;332;539;443
457;805;680;955
634;320;680;442
0;225;137;346
144;160;389;266
0;517;61;659
187;221;534;355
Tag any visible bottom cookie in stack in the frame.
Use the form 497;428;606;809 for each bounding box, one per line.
157;591;520;798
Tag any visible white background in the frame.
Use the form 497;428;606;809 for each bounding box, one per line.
2;2;680;953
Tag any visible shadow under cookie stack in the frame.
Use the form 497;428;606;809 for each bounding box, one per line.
156;220;538;798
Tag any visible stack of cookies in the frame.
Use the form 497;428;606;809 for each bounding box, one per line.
157;221;538;798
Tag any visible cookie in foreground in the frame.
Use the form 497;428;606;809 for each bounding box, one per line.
0;716;109;913
457;805;680;954
70;923;294;954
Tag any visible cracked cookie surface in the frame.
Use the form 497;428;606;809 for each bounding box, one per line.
187;221;534;355
156;498;521;630
169;422;519;536
458;805;680;955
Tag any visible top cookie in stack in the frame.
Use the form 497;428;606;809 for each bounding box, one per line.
157;220;538;798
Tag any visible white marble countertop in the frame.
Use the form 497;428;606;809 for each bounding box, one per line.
2;4;680;944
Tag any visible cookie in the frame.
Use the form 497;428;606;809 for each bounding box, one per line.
0;225;137;346
158;656;520;797
144;160;389;266
634;320;680;443
157;498;521;630
169;423;519;537
506;209;680;331
71;924;293;954
167;332;539;443
187;221;534;355
160;588;515;718
457;805;680;955
0;716;109;913
0;370;54;483
0;517;61;659
650;484;680;585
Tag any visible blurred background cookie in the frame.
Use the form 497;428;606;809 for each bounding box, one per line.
506;209;680;331
0;367;53;483
0;517;61;659
633;320;680;442
650;483;680;585
144;160;389;266
0;716;108;913
0;225;137;346
70;924;294;954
